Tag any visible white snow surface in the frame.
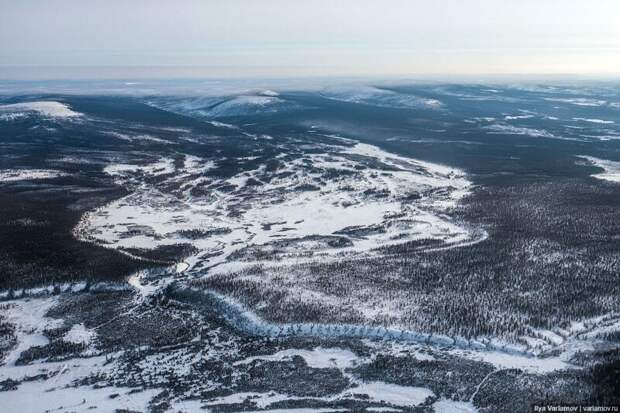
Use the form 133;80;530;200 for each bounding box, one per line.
433;399;479;413
0;101;81;118
573;117;615;124
579;156;620;183
103;130;174;144
484;123;555;138
202;95;295;117
321;85;443;109
0;297;63;366
543;97;607;107
75;141;480;274
236;409;347;413
0;353;158;413
63;323;96;346
451;348;572;374
0;168;67;182
0;297;179;412
346;381;434;406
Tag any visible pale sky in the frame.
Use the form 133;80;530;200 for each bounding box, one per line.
1;0;619;79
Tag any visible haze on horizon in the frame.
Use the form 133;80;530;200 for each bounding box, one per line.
1;0;620;80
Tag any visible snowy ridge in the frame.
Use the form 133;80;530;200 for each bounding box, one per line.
543;97;608;107
483;123;556;139
572;117;615;124
147;93;300;118
0;101;81;119
321;86;443;109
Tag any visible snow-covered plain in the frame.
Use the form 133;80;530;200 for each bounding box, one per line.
0;354;159;413
76;139;480;274
0;298;62;366
68;135;499;363
0;297;159;413
433;399;479;413
0;359;159;413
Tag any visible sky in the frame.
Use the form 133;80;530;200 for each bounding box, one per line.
1;0;620;80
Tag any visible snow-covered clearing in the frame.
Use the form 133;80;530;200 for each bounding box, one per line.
0;354;158;413
433;399;479;413
234;347;359;369
0;297;63;366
